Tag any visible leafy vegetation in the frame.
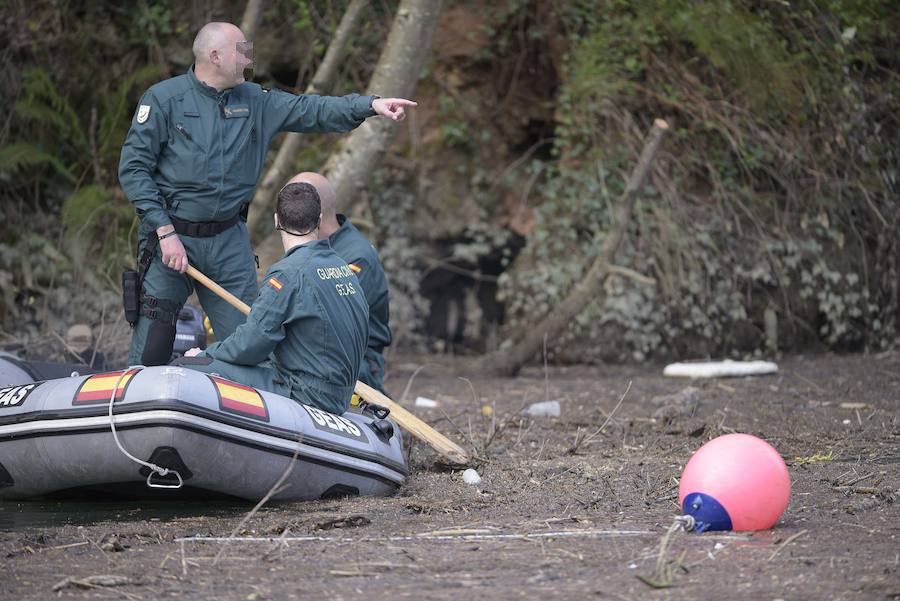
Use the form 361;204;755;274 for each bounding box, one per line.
493;0;898;360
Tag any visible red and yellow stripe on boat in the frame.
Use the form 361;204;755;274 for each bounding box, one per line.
72;369;140;405
210;375;269;422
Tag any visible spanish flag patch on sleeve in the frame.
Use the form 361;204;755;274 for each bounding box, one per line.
267;277;283;291
348;263;362;273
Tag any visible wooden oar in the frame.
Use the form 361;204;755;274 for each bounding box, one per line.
186;264;469;466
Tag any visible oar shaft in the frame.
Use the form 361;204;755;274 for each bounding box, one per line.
186;266;250;316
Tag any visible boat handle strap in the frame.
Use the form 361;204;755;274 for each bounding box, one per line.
146;469;184;489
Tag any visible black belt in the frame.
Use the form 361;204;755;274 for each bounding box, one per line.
170;212;240;238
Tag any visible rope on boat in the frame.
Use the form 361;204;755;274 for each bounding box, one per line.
108;366;183;489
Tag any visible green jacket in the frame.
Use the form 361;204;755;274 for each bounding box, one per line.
119;66;376;230
328;215;391;353
204;239;369;413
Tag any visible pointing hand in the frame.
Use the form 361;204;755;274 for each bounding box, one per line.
372;98;417;122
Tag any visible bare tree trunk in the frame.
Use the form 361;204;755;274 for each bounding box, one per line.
248;0;368;241
323;0;443;217
485;119;670;377
255;0;444;267
240;0;265;40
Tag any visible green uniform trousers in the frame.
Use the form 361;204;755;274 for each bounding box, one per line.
128;221;257;366
183;359;349;416
183;359;291;399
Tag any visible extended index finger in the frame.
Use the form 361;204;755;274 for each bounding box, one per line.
388;98;417;107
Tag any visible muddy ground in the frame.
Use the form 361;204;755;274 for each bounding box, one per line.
1;353;898;600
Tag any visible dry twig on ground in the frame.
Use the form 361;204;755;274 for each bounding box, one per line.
212;439;303;565
569;381;633;454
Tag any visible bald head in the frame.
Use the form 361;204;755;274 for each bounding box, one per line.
193;22;244;64
288;172;337;218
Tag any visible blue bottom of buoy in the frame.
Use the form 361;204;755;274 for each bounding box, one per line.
681;492;733;532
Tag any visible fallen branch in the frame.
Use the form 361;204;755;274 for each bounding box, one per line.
52;574;135;592
486;119;669;376
607;264;657;286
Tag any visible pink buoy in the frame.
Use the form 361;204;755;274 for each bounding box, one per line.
678;433;790;532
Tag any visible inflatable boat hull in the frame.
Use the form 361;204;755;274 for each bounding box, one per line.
0;365;407;501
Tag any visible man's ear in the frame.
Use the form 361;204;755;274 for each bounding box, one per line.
210;49;220;66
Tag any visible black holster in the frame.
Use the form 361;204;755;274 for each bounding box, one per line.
122;235;160;328
122;269;140;327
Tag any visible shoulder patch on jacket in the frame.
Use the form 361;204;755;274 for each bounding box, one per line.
267;277;283;291
348;263;362;273
137;105;151;124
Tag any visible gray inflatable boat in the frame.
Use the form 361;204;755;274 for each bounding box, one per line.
0;357;407;501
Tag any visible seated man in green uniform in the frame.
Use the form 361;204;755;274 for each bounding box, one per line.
287;172;392;393
180;182;368;415
120;21;414;367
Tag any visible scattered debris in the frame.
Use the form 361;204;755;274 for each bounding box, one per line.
663;360;778;378
415;527;498;537
52;574;135;592
316;515;371;530
834;472;876;488
768;529;808;561
99;534;127;552
329;568;381;577
636;518;692;589
414;396;439;408
523;400;560;417
651;386;700;421
792;451;834;465
839;402;868;409
462;468;482;485
568;381;632;454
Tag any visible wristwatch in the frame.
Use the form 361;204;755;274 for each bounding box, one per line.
369;95;382;110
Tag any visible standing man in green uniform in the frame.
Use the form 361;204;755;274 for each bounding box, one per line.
181;182;368;416
287;172;391;392
120;21;414;366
